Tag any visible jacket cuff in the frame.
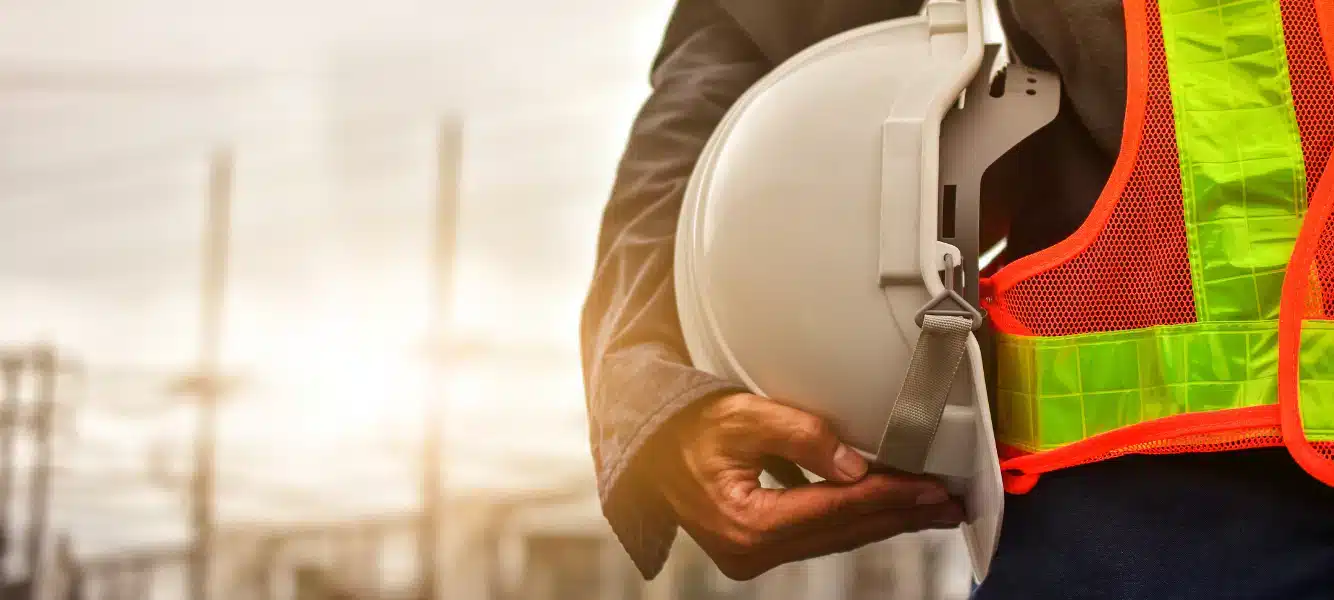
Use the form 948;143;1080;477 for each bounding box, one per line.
596;371;747;578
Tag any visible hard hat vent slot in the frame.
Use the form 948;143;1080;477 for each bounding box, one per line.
941;184;958;239
988;68;1008;98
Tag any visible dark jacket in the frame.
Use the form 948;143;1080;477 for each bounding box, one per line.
580;0;1123;578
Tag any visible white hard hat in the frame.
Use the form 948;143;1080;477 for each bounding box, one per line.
674;0;1059;582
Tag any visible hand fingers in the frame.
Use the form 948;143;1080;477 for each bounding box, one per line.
700;499;967;581
671;393;967;582
713;394;869;484
748;471;952;536
668;466;954;560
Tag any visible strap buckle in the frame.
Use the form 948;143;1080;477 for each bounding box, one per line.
914;254;986;331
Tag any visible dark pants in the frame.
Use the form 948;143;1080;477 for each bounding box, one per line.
972;449;1334;600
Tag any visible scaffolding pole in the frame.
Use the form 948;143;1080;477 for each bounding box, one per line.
419;118;463;600
186;150;233;600
24;345;58;589
0;354;21;582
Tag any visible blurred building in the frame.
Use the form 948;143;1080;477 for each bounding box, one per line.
36;480;971;600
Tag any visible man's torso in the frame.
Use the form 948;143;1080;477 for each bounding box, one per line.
718;1;1334;597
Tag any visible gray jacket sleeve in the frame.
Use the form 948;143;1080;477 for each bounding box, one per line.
579;0;768;579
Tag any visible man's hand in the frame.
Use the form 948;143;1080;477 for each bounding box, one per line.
658;392;965;580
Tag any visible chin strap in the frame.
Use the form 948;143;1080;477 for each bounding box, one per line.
876;313;973;473
876;255;981;473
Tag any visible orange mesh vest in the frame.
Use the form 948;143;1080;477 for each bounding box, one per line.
982;0;1334;494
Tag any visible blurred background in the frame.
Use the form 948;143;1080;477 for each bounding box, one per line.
0;1;1004;598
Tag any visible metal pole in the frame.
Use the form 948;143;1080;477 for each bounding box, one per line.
25;345;58;589
419;118;463;600
54;534;83;600
363;523;383;597
187;150;233;600
363;524;382;596
130;560;151;600
254;539;277;600
0;353;22;581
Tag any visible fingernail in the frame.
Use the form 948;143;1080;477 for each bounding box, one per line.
915;487;949;506
833;444;868;481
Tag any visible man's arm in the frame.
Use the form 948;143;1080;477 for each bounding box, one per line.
582;0;945;580
580;0;768;578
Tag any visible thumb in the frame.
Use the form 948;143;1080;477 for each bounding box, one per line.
729;396;870;484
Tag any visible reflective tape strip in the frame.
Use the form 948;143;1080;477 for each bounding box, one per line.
1160;0;1306;322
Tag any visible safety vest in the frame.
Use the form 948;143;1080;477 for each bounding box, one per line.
983;0;1334;494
